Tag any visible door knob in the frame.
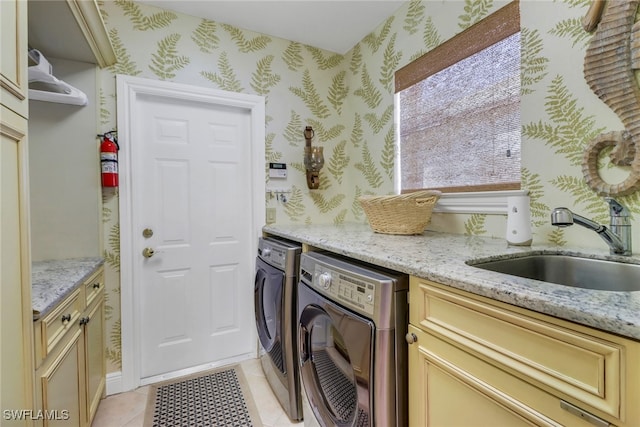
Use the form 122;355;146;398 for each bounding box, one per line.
142;247;155;258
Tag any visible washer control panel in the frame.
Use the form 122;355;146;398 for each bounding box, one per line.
311;264;375;315
300;251;408;325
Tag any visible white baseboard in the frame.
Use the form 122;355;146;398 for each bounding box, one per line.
106;371;124;396
105;351;260;396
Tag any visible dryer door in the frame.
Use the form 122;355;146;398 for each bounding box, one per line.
298;283;374;427
255;257;285;372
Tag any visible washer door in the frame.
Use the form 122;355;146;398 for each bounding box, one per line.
254;257;285;373
298;283;374;427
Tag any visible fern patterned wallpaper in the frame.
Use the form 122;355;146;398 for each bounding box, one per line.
97;0;640;374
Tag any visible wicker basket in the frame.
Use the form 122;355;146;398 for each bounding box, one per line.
359;190;441;235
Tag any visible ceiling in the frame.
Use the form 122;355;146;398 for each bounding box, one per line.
136;1;407;54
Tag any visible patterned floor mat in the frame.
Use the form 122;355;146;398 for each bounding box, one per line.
144;365;263;427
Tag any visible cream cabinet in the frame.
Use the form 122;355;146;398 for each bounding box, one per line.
2;1;113;425
33;267;105;427
36;327;83;427
82;284;106;426
0;0;28;117
408;277;640;427
1;106;33;426
1;0;33;425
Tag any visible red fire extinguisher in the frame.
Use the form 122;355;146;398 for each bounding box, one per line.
100;132;119;187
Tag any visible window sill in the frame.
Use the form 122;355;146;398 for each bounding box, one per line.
432;190;528;215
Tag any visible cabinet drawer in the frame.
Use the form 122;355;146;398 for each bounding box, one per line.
409;325;603;427
410;278;622;420
38;288;83;362
84;268;104;307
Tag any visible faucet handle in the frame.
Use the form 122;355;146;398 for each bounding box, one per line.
604;198;628;216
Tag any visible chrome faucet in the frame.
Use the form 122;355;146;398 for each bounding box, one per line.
550;198;632;256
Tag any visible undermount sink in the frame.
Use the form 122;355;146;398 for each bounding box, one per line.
467;253;640;292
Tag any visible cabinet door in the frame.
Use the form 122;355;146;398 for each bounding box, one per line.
409;277;640;426
0;0;28;117
408;325;580;427
38;329;84;427
83;296;105;425
1;106;32;425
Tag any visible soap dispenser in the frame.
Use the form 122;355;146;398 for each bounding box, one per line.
506;195;532;246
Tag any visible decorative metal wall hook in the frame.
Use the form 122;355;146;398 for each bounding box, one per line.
266;188;291;203
303;126;324;189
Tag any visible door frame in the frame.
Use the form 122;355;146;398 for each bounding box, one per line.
116;75;265;391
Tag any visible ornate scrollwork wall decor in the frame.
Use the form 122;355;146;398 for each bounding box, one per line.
582;0;640;196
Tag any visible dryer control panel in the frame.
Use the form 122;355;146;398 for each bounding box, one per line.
259;244;288;269
258;237;301;273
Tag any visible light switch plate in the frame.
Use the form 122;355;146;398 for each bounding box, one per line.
266;208;276;224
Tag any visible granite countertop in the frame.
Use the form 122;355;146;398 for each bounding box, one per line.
263;223;640;341
32;257;105;320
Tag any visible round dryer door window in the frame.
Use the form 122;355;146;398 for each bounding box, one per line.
254;259;286;372
299;301;374;426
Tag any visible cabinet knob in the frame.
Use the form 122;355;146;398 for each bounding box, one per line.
405;332;418;344
61;314;71;323
93;283;101;289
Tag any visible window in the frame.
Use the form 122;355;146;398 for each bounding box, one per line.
395;1;522;212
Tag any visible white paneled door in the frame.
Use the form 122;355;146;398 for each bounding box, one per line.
117;76;265;389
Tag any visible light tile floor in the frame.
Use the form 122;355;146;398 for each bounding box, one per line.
91;358;304;427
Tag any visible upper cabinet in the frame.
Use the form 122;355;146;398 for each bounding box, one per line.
28;0;116;68
1;0;28;118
